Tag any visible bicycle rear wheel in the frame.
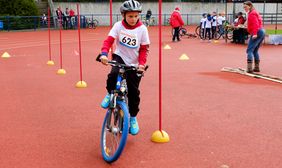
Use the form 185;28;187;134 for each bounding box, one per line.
179;27;187;37
101;101;129;163
195;26;201;36
214;31;222;40
93;19;99;29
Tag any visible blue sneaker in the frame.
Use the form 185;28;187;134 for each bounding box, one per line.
101;94;110;109
129;117;139;135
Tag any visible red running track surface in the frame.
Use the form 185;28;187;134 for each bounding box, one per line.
0;26;282;168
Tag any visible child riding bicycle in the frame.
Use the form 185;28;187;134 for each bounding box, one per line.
98;0;150;135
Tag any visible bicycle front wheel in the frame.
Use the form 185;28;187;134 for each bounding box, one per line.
93;19;99;29
101;101;129;163
226;30;233;40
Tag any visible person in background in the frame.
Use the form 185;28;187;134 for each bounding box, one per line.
211;12;217;39
243;1;265;73
145;9;152;26
56;7;63;28
217;12;225;35
205;13;212;41
200;13;207;40
232;12;246;44
169;7;184;42
41;13;47;25
69;8;75;29
63;7;70;29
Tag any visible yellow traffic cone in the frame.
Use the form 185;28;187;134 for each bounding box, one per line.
57;69;66;75
75;81;87;88
1;52;11;58
164;44;171;50
179;54;189;61
151;130;170;143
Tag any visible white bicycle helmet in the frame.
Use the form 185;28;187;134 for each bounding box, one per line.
120;0;142;14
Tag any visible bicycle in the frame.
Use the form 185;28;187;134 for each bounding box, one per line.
96;55;148;163
213;25;233;40
142;16;156;27
195;25;233;40
171;27;197;39
86;18;99;29
195;25;201;37
166;18;170;26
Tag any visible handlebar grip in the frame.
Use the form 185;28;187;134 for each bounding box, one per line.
96;54;102;62
144;65;149;71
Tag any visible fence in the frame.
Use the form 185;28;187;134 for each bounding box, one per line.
0;13;281;31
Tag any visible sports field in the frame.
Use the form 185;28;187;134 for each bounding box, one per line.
0;26;282;168
266;29;282;35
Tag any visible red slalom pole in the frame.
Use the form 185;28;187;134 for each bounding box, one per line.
110;0;113;27
109;0;113;56
57;9;66;75
47;7;54;66
77;4;83;82
151;0;170;143
75;3;87;88
158;0;162;133
59;17;62;69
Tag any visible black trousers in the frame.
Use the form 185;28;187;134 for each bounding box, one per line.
172;27;180;41
205;28;211;40
106;54;142;117
233;29;239;43
211;26;216;39
237;28;247;44
233;28;246;44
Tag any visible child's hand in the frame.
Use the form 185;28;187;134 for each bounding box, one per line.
252;35;257;39
138;65;145;72
100;55;108;65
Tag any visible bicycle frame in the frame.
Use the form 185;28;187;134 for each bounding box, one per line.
109;68;128;109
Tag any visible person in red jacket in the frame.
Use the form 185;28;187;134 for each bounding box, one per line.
232;12;246;44
243;1;265;73
169;7;184;42
69;9;75;29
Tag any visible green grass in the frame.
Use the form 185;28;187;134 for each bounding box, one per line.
266;29;282;35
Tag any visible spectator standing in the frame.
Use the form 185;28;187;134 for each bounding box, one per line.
205;13;212;41
69;8;75;29
211;12;217;39
41;13;47;25
200;13;207;40
56;7;63;28
145;9;152;26
169;7;184;42
217;12;225;34
232;12;246;44
63;8;70;29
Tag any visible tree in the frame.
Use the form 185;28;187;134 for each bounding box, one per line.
0;0;39;16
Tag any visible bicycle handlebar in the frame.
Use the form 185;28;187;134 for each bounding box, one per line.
96;54;149;72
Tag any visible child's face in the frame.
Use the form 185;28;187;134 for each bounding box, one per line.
125;11;140;26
